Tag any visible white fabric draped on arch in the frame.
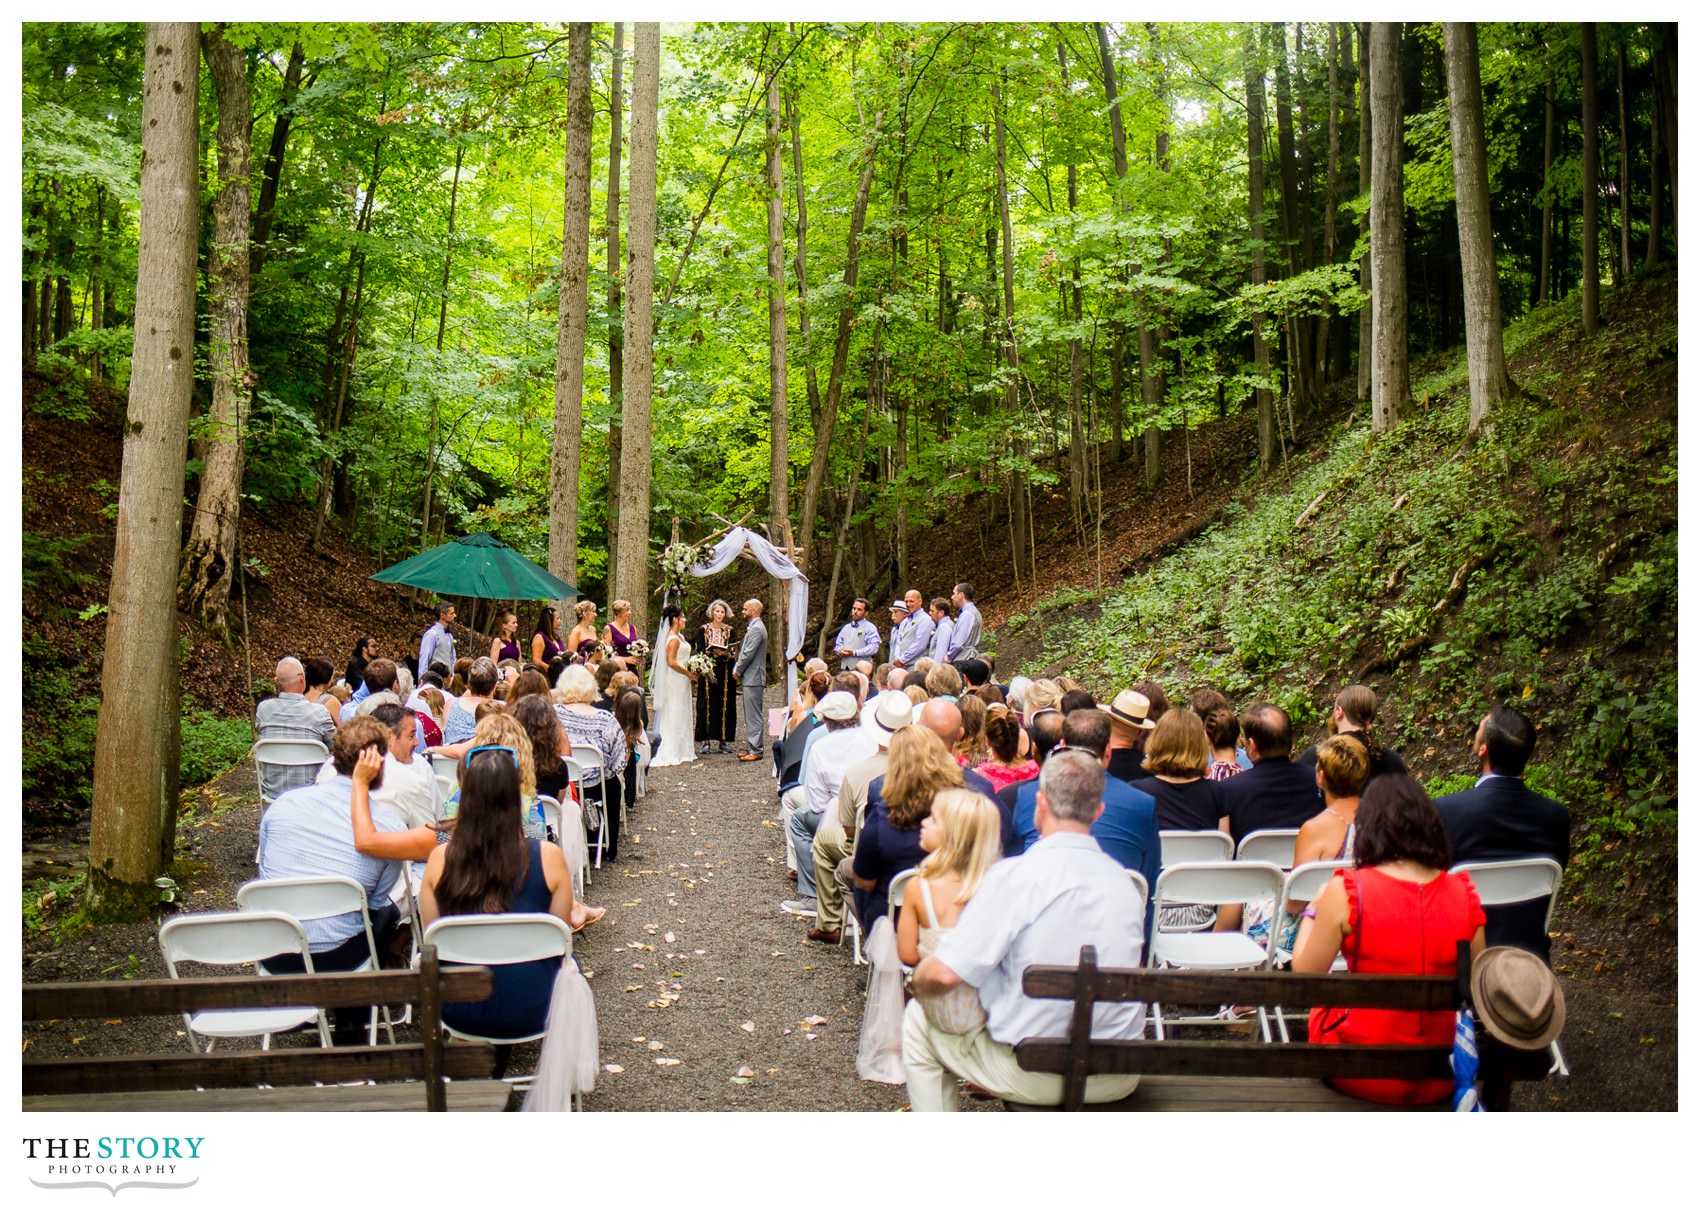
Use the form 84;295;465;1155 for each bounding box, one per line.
648;527;808;702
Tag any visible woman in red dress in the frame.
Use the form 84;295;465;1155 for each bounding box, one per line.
1293;774;1485;1105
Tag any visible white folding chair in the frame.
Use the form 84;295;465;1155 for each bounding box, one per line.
1452;857;1568;1075
1159;829;1235;868
252;738;331;862
1147;861;1285;1041
562;756;601;881
1269;860;1355;1041
1157;830;1234;933
886;868;920;976
568;746;611;869
236;875;396;1046
158;910;332;1052
429;751;461;786
536;794;587;901
633;735;651;800
422;913;581;1104
1236;828;1301;869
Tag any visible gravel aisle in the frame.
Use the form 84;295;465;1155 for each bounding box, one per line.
576;708;906;1112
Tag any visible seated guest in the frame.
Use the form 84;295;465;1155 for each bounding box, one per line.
363;702;444;829
1294;775;1484;1105
1298;684;1407;782
345;636;375;692
258;717;409;1041
551;664;629;860
255;657;337;800
1132;680;1171;724
1432;706;1570;962
1192;690;1247;780
924;662;963;702
612;688;646;816
1218;703;1325;842
1105;689;1158;783
341;658;401;722
1021;678;1062;726
1294;735;1370;868
781;690;877;918
896;787;1004;1038
442;657;499;743
952;693;989;768
512;693;572;805
903;749;1147;1111
508;669;551;703
591;660;622;711
956;657;991;694
994;710;1065;851
1130;708;1226;832
1005;675;1033;716
973;704;1038;793
415;747;595;1075
807;693;913;945
1058;688;1097;716
852;726;965;929
786;664;831;736
301;657;341;726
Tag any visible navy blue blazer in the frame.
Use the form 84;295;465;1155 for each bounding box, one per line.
1433;775;1569;961
1218;757;1323;843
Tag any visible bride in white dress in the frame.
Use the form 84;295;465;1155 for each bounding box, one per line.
648;604;698;767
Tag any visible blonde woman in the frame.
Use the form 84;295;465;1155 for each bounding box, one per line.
786;658;831;735
565;600;601;664
896;787;1002;1034
1022;678;1063;727
602;599;641;672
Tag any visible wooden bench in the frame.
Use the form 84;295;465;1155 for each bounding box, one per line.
1010;944;1552;1111
23;946;510;1112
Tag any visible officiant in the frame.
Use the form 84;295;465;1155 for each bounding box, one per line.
695;599;739;754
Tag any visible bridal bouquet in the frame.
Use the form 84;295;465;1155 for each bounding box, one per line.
627;639;651;660
598;640;616;660
687;652;716;681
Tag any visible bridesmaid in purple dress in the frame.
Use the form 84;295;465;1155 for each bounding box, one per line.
489;610;522;665
603;599;641;673
531;605;566;667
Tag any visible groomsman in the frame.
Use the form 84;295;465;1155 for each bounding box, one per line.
946;582;982;662
832;598;882;672
928;597;954;665
893;588;933;668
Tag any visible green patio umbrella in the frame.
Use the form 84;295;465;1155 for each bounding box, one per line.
368;532;579;601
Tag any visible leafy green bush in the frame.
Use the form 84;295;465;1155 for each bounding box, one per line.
180;704;253;789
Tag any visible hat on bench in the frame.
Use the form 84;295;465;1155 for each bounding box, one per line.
1470;946;1566;1050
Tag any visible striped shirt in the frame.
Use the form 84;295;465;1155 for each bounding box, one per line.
254;693;336;800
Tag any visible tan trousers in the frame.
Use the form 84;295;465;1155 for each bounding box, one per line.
811;819;854;932
901;998;1140;1112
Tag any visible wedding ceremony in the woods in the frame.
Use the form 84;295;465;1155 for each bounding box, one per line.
18;16;1679;1137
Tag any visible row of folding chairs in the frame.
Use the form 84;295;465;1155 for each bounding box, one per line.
158;882;582;1099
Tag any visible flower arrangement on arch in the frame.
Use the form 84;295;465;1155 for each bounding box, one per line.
657;541;706;592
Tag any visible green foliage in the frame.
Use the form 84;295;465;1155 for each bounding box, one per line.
180;705;253;790
21;524;95;595
22;872;87;938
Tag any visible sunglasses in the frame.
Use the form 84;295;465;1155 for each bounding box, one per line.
465;744;519;768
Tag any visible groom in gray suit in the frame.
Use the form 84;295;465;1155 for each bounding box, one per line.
733;599;769;760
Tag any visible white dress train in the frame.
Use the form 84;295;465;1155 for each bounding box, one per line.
649;634;697;768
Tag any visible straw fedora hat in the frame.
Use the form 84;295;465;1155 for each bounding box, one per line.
1470;947;1567;1050
1108;689;1157;731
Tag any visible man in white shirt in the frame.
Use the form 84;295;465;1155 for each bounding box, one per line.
365;702;444;829
904;749;1146;1111
780;690;877;916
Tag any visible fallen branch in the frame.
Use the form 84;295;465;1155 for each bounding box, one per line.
1295;489;1330;529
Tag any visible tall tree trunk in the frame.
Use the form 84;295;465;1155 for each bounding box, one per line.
604;24;625;596
1444;23;1515;434
796;108;884;572
1645;54;1664;271
1580;24;1600;337
1652;24;1676;234
549;24;594;602
250;40;306;276
89;22;199;917
818;398;873;661
1369;22;1410;434
765;78;790;515
786;90;823;442
1616;38;1632;282
1246;31;1276;469
1057;35;1086;520
1095;22;1129;463
419;140;465;547
179;25;252;643
1539;73;1556;304
1357;23;1372;400
1319;22;1343;388
991;77;1028;586
1271;23;1307;410
765;73;791;653
612;23;660;638
1142;22;1169;491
